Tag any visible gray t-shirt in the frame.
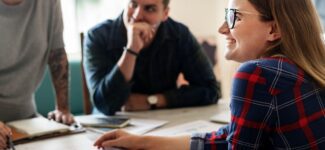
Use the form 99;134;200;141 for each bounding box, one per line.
0;0;64;122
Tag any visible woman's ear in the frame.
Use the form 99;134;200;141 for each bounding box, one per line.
267;22;281;41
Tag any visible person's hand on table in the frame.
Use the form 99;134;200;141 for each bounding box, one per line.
124;94;150;111
48;109;75;125
0;121;11;149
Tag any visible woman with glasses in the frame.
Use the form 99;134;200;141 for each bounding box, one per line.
94;0;325;149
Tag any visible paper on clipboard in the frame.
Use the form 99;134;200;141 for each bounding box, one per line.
7;116;70;142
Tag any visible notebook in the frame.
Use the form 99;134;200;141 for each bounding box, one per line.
6;116;71;142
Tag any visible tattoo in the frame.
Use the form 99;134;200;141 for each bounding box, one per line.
48;48;69;111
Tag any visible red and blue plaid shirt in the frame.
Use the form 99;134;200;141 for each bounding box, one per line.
191;57;325;150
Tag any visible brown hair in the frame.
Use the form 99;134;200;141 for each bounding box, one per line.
163;0;170;8
249;0;325;87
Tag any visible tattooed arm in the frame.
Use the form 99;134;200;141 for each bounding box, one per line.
47;48;74;125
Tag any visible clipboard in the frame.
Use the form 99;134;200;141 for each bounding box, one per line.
6;116;85;144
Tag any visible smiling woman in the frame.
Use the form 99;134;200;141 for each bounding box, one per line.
92;0;325;149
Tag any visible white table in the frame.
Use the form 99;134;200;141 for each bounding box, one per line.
117;100;229;129
15;100;230;150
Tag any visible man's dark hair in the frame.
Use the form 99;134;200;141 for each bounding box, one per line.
163;0;170;8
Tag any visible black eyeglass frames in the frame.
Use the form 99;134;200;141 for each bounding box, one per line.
225;8;237;29
225;8;265;29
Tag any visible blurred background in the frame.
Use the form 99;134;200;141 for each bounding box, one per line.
36;0;325;115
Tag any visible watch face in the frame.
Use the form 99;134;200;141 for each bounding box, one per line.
148;95;158;104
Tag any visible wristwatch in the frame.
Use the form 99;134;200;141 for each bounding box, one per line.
147;95;158;110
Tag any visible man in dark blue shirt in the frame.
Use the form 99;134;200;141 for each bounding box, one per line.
83;0;221;115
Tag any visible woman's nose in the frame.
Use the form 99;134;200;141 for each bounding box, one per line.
218;21;230;35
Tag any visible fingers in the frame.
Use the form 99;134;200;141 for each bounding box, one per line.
47;111;56;121
0;122;11;149
139;23;155;41
47;110;75;125
140;27;155;45
48;111;63;123
93;130;141;150
127;22;157;50
94;129;131;148
0;122;11;139
101;139;124;148
101;134;142;150
64;115;75;125
60;113;75;125
0;136;6;149
0;141;6;150
94;130;118;147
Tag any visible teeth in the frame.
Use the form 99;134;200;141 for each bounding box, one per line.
227;39;235;43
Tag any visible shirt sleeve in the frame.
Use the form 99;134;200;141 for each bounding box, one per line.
227;61;275;149
191;61;276;149
49;0;64;50
190;125;229;150
164;29;221;108
83;28;131;116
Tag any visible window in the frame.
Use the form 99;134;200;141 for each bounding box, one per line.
313;0;325;32
61;0;128;60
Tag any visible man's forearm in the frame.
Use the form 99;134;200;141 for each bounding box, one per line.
117;50;137;82
48;48;69;111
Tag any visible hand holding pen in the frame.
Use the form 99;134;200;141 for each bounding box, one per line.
0;121;13;149
7;136;15;150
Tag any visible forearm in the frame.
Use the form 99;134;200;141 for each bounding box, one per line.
48;48;70;111
143;135;191;150
92;65;132;115
117;49;137;82
0;121;11;149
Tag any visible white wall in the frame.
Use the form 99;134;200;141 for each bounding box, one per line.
169;0;217;37
170;0;239;100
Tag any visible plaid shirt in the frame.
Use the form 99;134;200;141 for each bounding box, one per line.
191;57;325;150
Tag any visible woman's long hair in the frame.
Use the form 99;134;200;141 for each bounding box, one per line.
250;0;325;88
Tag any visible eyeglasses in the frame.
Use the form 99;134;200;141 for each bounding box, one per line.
225;8;264;29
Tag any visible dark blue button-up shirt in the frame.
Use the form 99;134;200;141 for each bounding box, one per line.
83;14;220;115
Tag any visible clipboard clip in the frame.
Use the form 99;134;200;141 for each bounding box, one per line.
7;136;16;150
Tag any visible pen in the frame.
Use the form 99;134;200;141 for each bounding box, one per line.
7;135;15;150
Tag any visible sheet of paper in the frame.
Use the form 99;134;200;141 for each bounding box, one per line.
147;120;224;136
210;111;231;124
124;118;168;134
